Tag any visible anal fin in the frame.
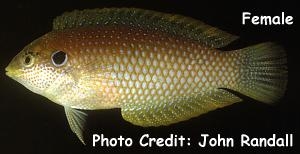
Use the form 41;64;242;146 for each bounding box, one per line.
121;89;241;127
64;107;88;145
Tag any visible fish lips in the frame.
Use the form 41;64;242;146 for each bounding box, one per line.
5;65;20;79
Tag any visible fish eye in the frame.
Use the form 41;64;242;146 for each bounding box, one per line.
51;50;68;67
23;55;34;67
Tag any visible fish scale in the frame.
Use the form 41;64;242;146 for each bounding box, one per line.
41;26;240;110
5;8;287;144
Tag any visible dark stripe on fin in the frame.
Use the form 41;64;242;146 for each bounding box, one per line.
53;8;238;48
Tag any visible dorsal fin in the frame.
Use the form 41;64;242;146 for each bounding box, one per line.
53;8;238;48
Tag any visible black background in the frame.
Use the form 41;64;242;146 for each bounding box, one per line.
0;0;298;154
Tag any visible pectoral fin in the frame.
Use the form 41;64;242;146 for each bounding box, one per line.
64;107;88;145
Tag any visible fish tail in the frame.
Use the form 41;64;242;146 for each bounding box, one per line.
233;42;288;104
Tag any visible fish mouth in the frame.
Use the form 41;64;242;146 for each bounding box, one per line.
5;66;17;78
5;71;15;78
5;66;11;76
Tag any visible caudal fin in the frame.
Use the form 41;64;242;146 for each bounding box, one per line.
234;42;287;104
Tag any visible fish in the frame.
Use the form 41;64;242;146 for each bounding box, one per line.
5;8;288;144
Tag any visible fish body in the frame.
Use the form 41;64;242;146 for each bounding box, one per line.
5;8;287;144
36;26;240;110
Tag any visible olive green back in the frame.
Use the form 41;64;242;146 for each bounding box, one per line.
53;8;238;48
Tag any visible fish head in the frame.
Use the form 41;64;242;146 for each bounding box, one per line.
5;35;70;96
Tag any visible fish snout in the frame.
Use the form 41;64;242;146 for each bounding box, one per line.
5;65;15;78
5;60;20;78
